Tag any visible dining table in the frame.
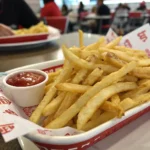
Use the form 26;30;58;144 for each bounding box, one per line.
0;32;149;150
84;15;111;34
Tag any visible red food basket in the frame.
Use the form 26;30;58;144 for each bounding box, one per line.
6;60;150;150
0;33;49;44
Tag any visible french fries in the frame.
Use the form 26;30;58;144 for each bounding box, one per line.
106;37;122;48
14;22;49;35
104;52;126;68
101;101;123;117
77;82;137;129
111;94;120;105
30;30;150;132
82;68;103;85
79;30;84;47
30;60;73;123
56;83;91;93
42;92;66;117
46;62;137;129
62;45;97;70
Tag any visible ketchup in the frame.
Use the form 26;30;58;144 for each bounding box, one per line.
6;72;45;87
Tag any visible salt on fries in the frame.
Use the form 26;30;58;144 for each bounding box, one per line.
30;31;150;131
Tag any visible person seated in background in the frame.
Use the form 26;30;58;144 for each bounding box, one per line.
68;9;78;32
78;1;85;15
137;1;147;11
80;6;97;32
124;3;130;11
61;4;69;16
41;0;61;17
111;3;129;35
97;0;110;16
0;0;39;30
93;0;110;33
84;6;97;26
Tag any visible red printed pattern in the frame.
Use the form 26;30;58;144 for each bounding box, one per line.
3;109;18;116
34;106;150;150
37;129;78;136
0;123;15;134
0;96;11;105
145;49;150;57
124;39;132;48
23;105;37;117
137;30;147;42
42;65;63;73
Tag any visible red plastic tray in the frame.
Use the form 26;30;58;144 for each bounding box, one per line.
0;33;49;44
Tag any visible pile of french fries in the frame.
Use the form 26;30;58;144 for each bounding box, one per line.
30;30;150;131
13;22;49;35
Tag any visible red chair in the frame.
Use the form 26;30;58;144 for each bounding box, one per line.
129;12;142;18
45;16;68;34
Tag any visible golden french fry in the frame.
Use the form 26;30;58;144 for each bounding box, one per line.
138;79;150;86
91;109;102;120
45;83;52;94
70;47;81;57
138;59;150;67
54;93;79;119
42;92;66;117
83;112;116;131
72;69;88;84
121;80;150;99
123;75;138;82
106;37;122;48
83;68;103;85
101;101;123;117
104;52;127;68
114;46;147;57
100;48;137;62
77;82;137;130
110;94;120;105
134;92;150;105
62;45;97;70
120;98;136;111
79;30;84;47
80;50;100;59
43;114;54;127
45;61;137;129
30;60;73;123
56;83;91;93
98;64;118;74
132;67;150;79
84;36;105;51
48;69;62;78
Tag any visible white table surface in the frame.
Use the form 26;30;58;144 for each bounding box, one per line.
85;15;111;20
89;112;150;150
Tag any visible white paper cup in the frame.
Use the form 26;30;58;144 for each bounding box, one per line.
3;69;48;107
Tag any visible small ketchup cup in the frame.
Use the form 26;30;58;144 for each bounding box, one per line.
3;69;48;107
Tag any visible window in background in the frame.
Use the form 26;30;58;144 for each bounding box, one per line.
40;0;44;8
40;0;63;8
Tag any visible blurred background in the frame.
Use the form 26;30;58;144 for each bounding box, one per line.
25;0;150;35
1;0;150;36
